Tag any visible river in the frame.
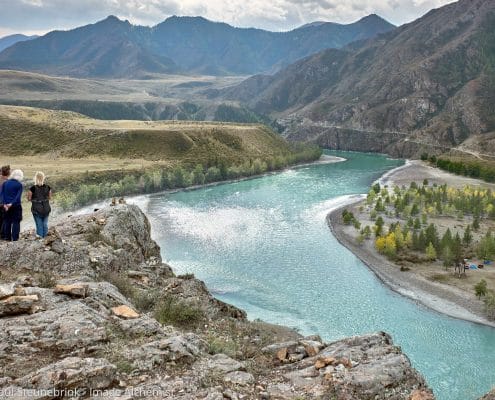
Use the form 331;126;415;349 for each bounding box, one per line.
145;150;495;400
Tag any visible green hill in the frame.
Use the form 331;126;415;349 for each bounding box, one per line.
0;105;321;208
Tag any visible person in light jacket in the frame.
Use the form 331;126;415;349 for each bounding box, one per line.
1;169;24;241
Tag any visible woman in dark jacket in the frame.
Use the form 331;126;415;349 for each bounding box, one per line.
1;169;24;241
27;171;52;238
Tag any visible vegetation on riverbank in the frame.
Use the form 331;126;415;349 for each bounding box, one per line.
0;105;322;210
342;181;495;318
421;153;495;183
55;144;322;210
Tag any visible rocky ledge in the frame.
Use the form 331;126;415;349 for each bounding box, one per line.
0;204;436;399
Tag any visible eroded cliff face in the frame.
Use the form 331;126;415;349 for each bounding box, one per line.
0;205;435;399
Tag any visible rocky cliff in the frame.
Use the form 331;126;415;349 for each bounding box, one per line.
0;204;435;399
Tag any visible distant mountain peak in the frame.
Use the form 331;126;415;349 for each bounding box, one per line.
97;15;130;26
354;13;394;27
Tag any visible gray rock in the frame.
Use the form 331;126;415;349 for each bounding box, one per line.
132;334;204;370
15;357;116;392
205;354;244;373
0;283;16;299
0;294;39;317
223;371;255;386
116;315;164;337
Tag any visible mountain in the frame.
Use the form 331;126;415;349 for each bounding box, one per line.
0;15;394;77
0;34;38;52
223;0;495;157
0;17;178;78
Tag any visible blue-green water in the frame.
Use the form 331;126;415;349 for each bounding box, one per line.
145;151;495;399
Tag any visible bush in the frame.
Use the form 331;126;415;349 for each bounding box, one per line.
153;296;204;328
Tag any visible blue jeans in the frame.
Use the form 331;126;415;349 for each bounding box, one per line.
33;213;49;238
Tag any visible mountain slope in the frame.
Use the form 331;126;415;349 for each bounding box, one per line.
0;15;394;77
0;34;38;52
0;17;177;78
224;0;495;157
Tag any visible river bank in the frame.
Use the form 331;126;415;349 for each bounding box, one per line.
327;160;495;328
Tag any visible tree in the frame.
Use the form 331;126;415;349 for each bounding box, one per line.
478;231;495;260
191;164;205;185
474;279;488;300
394;224;405;250
426;242;437;261
405;231;413;248
440;228;453;251
342;209;355;225
452;232;463;263
375;237;386;253
414;218;421;230
385;233;397;258
442;246;453;270
463;225;473;246
472;215;480;231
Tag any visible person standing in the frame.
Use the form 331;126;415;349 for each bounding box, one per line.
0;165;11;240
2;169;24;241
27;171;52;238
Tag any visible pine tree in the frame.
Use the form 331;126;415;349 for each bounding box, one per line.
472;215;480;231
474;279;488;300
414;218;421;230
463;225;473;246
426;242;437;261
440;228;453;251
442;246;453;270
452;232;463;263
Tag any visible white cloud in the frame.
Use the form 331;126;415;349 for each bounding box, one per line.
0;0;457;35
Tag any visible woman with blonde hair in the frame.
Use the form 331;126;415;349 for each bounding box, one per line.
27;171;52;238
1;169;24;241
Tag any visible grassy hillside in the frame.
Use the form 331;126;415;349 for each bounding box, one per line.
0;105;321;209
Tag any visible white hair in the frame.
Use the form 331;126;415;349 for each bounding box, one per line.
10;169;24;181
34;171;45;186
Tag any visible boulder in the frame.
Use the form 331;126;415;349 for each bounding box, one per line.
15;357;116;392
223;371;255;386
205;354;244;373
111;305;139;319
0;294;39;316
299;339;324;357
0;283;16;299
54;283;89;298
132;334;205;370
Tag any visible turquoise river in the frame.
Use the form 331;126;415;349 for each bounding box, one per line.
144;150;495;399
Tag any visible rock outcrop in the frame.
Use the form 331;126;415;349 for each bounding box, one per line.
0;204;434;399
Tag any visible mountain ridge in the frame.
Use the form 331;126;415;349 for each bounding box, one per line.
0;34;38;52
222;0;495;157
0;14;394;77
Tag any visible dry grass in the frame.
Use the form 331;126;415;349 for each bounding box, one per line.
0;105;290;162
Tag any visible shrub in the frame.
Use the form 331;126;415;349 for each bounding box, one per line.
153;296;204;328
475;279;488;300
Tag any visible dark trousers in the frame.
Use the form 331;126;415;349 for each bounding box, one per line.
0;206;5;239
3;204;22;241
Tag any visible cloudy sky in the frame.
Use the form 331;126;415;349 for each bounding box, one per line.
0;0;456;37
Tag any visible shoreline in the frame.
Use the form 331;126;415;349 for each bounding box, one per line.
327;162;495;329
53;154;346;220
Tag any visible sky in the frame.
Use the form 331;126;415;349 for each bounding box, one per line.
0;0;457;37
